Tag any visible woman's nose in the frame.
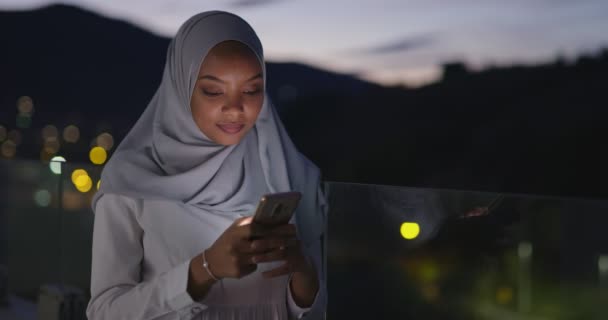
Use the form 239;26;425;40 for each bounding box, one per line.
222;97;244;113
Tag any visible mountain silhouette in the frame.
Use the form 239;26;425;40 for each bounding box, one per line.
1;4;608;199
0;4;381;137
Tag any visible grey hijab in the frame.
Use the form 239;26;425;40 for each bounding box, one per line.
93;11;326;244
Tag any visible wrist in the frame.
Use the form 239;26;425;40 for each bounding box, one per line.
189;254;218;287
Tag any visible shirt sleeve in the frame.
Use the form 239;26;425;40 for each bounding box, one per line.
287;184;328;320
86;194;208;320
286;273;313;319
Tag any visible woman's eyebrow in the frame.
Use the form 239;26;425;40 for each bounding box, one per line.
198;73;263;82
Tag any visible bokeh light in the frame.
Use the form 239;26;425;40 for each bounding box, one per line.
0;126;6;142
16;114;32;129
62;191;85;211
518;242;533;259
71;169;88;185
42;125;59;141
1;140;17;158
40;149;54;162
97;179;101;190
96;132;114;150
400;222;420;240
599;255;608;274
75;175;93;193
63;125;80;143
49;156;66;174
420;284;440;302
89;146;107;165
17;96;34;115
43;138;60;154
496;286;513;304
419;262;439;282
7;130;22;146
34;189;51;207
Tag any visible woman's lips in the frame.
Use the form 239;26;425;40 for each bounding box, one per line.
217;123;245;134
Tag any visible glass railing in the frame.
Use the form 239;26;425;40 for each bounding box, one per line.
325;182;608;319
1;159;607;319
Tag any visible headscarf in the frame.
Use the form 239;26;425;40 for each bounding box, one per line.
92;11;326;245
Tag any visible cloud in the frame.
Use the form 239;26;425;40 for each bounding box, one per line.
351;34;437;56
229;0;283;8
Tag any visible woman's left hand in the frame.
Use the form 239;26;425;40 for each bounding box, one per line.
251;223;319;307
248;223;315;279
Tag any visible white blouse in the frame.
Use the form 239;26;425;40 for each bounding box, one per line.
86;194;326;320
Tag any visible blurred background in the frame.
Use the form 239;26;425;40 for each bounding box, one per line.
1;1;608;319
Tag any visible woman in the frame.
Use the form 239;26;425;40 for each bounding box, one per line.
86;11;327;320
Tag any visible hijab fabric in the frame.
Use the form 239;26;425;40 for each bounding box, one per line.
92;11;326;245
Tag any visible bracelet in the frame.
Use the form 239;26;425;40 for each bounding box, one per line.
202;249;220;281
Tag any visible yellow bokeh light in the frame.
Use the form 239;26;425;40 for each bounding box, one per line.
400;222;420;240
71;169;88;184
75;175;93;193
89;146;107;165
97;180;101;190
496;286;513;305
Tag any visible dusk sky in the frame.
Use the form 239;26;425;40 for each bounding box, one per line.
2;0;608;86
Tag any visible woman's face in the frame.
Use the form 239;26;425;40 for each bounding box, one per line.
190;40;264;146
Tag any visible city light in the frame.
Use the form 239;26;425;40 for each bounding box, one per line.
518;242;533;259
43;138;60;154
63;125;80;143
496;286;513;305
1;140;16;158
71;169;88;184
400;222;420;240
89;146;107;165
16;96;34;115
49;156;66;174
42;125;58;141
7;130;22;146
16;114;32;129
34;189;51;207
75;175;93;193
96;132;114;150
599;255;608;274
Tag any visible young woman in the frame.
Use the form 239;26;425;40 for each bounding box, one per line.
86;11;327;320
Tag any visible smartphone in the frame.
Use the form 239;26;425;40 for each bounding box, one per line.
252;191;302;227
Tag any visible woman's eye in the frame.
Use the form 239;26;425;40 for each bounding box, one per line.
203;90;222;96
244;89;262;95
